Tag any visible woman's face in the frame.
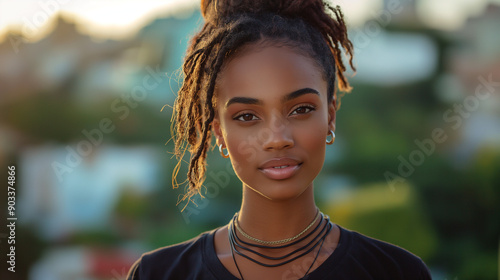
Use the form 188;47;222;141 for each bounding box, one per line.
213;42;336;201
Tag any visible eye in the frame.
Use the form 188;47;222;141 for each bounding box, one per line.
234;113;259;122
290;105;316;115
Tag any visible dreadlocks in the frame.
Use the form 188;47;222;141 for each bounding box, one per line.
171;0;356;210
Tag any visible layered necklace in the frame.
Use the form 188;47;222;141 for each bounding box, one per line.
228;208;333;280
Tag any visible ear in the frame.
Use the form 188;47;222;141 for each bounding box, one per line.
327;98;336;133
212;115;225;147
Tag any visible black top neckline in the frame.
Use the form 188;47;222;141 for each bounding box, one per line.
202;224;351;279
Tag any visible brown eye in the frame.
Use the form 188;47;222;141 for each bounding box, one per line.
291;106;315;115
295;107;307;114
235;113;258;122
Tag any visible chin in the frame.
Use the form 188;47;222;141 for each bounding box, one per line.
248;177;313;201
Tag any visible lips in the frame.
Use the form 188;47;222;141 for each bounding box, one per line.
258;158;302;180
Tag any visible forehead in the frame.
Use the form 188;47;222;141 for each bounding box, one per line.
215;44;326;104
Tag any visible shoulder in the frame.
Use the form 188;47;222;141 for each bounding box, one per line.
339;226;432;280
126;228;218;280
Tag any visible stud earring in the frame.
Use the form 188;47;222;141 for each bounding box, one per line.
219;144;229;158
326;130;335;145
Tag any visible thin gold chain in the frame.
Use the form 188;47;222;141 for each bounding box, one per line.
234;208;320;245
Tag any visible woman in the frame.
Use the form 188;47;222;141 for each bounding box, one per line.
127;0;432;279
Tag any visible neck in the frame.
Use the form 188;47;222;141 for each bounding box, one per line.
236;183;318;242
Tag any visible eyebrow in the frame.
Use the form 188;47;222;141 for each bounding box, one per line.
225;88;319;108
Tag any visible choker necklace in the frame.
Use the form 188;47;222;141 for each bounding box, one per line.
227;210;333;280
234;208;320;245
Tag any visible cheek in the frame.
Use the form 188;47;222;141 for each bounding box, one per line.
225;130;256;175
296;125;327;155
295;113;328;146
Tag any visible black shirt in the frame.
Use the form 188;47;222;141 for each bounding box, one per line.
126;225;432;279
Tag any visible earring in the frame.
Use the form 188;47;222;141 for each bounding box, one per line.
326;130;335;145
218;144;229;158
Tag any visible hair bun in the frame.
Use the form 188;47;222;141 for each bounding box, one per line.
201;0;323;24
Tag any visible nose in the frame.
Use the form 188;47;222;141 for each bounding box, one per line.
262;118;294;151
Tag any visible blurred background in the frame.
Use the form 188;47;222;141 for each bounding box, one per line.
0;0;499;279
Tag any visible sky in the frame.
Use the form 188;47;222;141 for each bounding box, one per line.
0;0;498;41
